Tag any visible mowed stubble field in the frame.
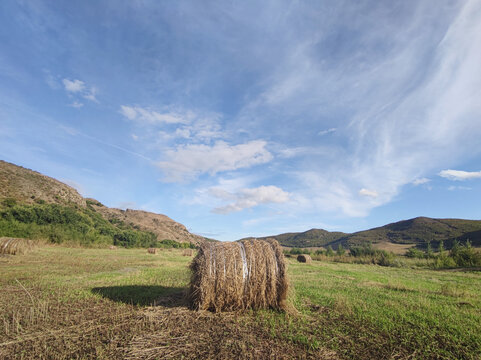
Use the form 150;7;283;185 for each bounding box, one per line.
0;246;480;359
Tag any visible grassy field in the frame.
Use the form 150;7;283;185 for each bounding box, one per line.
0;246;480;359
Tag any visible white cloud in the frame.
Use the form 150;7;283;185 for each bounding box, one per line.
44;70;60;89
157;140;272;182
175;127;191;138
439;169;481;181
83;86;98;103
359;188;378;198
119;105;189;124
412;177;430;186
178;114;224;142
62;78;98;103
448;185;472;191
69;101;84;108
318;128;337;136
212;185;290;214
120;105;137;120
62;79;85;93
121;106;224;143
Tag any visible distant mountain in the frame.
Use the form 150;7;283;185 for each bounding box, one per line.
249;228;347;248
0;160;205;245
335;217;481;249
254;217;481;250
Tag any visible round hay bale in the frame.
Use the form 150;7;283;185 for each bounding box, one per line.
297;254;312;263
0;237;35;255
189;239;288;312
147;248;158;255
182;249;194;257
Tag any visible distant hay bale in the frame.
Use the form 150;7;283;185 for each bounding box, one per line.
109;245;117;250
147;248;158;255
0;237;35;255
297;254;312;263
189;239;288;312
183;249;193;256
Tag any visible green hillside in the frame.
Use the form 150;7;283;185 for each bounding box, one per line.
336;217;481;249
259;217;481;250
253;229;347;248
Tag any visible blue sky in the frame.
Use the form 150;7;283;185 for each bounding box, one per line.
1;0;481;240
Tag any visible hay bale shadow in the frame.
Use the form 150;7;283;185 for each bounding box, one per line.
92;285;187;307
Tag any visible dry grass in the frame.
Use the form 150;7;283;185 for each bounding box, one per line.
297;254;312;263
0;237;35;255
372;242;414;255
189;239;288;312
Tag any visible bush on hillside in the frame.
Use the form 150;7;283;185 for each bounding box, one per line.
406;247;425;259
0;202;158;248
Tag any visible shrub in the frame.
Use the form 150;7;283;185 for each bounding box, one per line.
2;198;17;207
451;240;481;267
350;243;398;267
289;248;304;255
336;244;345;256
405;247;425;259
326;245;334;257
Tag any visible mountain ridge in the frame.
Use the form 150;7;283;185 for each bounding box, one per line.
249;216;481;250
0;160;205;245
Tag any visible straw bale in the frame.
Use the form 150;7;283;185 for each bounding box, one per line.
147;248;158;254
189;239;288;312
0;237;35;255
297;254;312;263
182;249;193;256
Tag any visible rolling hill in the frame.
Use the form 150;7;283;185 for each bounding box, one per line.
0;160;205;245
253;217;481;250
249;229;347;248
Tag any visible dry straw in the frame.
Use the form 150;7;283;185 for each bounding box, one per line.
189;239;288;312
182;249;193;257
0;237;35;255
297;254;312;263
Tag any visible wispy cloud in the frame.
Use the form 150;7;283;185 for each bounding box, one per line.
439;169;481;181
412;177;430;186
63;79;85;93
236;0;481;217
447;185;472;191
157;140;272;182
62;78;98;104
212;185;289;214
318;128;337;136
120;105;189;124
83;86;98;103
359;188;378;198
69;101;84;108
